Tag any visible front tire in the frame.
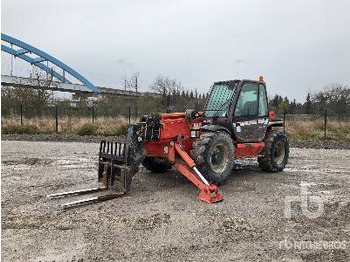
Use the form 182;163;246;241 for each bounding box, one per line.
258;131;289;172
142;157;172;173
191;131;234;185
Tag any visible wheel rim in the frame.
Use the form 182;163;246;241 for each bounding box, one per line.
209;143;229;173
274;141;286;166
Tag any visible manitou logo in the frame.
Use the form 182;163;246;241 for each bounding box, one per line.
192;122;202;129
233;118;269;127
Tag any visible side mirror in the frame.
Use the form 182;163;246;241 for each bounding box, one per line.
269;111;276;120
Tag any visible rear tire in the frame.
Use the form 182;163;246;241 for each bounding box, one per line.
142;157;172;173
258;131;289;172
191;131;234;185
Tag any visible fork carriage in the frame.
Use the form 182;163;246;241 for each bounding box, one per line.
48;139;142;208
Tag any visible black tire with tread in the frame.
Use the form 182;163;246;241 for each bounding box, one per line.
142;157;172;173
258;131;289;172
191;131;234;185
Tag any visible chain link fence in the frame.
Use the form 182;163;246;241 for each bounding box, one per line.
2;99;349;141
1;95;207;135
282;109;350;141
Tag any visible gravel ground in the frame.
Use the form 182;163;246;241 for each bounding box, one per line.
1;134;112;143
2;133;350;149
1;140;350;261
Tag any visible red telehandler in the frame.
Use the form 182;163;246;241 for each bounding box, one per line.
48;77;289;208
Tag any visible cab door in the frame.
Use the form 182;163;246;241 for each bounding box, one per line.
232;82;269;142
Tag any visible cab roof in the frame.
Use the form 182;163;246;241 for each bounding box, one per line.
213;79;263;86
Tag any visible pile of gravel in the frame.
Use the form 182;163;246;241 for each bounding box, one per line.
2;134;349;149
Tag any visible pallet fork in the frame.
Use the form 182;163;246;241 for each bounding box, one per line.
47;140;139;208
48;125;145;208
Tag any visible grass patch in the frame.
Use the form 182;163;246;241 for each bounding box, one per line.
76;123;98;136
1;116;133;136
113;125;127;136
286;119;350;142
2;124;39;135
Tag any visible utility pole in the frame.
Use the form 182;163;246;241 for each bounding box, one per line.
324;108;327;140
10;44;13;76
135;75;138;117
20;104;23;125
55;105;58;132
46;61;49;78
163;85;167;110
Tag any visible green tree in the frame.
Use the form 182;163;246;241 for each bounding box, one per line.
305;93;312;114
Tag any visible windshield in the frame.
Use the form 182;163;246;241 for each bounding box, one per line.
204;83;236;118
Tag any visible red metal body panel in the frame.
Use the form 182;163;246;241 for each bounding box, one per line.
144;113;265;159
144;139;195;157
234;142;265;158
145;140;265;158
158;113;203;140
144;140;171;158
160;117;190;140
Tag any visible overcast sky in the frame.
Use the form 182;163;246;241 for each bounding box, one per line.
2;0;350;102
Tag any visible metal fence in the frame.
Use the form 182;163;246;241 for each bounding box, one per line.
282;110;350;140
2;102;349;140
2;104;130;133
1;95;206;133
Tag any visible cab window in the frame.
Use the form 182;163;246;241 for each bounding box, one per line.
234;83;258;117
258;84;268;116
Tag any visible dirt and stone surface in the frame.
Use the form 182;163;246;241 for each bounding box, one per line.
1;140;350;261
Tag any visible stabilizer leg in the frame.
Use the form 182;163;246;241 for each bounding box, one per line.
173;162;223;203
170;142;223;203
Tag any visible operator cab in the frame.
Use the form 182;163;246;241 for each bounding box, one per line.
203;77;269;142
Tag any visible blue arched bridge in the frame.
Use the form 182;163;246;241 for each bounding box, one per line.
1;33;99;93
1;33;160;98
